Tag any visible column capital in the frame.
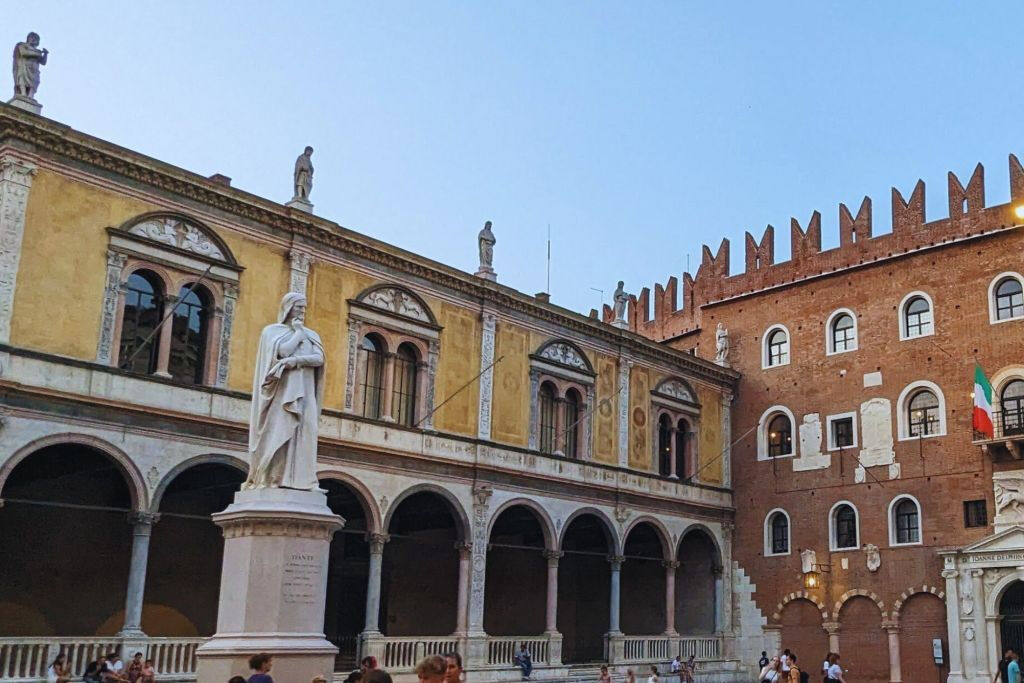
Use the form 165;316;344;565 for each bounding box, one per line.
712;565;725;577
128;511;160;527
543;549;564;564
822;620;841;635
106;249;128;269
882;620;900;633
368;532;390;552
941;569;960;580
607;554;625;569
455;540;474;557
662;559;680;571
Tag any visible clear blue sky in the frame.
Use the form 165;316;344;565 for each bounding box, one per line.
7;2;1024;315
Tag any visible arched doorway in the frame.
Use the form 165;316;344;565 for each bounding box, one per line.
621;522;667;635
145;461;245;636
383;491;463;636
838;596;888;683
777;599;827;671
322;479;372;670
1001;581;1024;658
676;529;719;634
559;514;613;663
0;444;135;636
899;593;946;682
485;505;548;635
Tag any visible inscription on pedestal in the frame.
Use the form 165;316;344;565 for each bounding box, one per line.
283;553;321;604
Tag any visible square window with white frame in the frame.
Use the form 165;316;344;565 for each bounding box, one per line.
826;412;858;451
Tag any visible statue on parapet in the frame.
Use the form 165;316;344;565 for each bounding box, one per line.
611;280;629;328
475;220;497;281
293;146;314;200
10;33;47;112
715;322;730;366
244;293;325;490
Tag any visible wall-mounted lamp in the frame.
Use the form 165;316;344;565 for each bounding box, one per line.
803;562;831;589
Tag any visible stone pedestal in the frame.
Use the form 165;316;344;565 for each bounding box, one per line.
611;319;629;330
6;96;41;115
196;487;344;682
475;265;497;282
286;196;314;213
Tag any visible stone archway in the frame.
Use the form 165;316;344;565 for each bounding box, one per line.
559;513;614;663
484;504;549;636
1000;581;1024;658
621;521;668;635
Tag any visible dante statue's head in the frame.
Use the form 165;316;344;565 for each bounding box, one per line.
617;280;624;289
278;292;307;324
26;33;40;47
304;146;314;156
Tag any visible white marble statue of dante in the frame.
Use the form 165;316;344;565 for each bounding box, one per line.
12;32;47;100
245;292;325;490
293;146;314;200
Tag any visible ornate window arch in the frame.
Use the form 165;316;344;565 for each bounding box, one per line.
100;212;242;387
898;291;934;340
888;494;922;547
825;308;858;355
528;339;595;460
762;324;791;369
757;405;796;461
344;284;441;429
650;377;700;480
764;508;791;556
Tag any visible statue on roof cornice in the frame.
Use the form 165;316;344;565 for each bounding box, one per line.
612;280;629;329
9;32;47;114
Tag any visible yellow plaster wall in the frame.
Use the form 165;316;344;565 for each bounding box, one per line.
628;365;651;471
11;170;158;359
223;236;290;392
696;383;724;484
592;354;618;464
304;265;377;410
432;303;480;436
491;321;529;446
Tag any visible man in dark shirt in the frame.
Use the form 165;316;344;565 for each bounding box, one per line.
248;653;274;683
759;651;770;670
997;649;1016;683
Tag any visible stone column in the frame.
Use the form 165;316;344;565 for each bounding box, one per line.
608;555;624;634
0;155;37;345
214;283;238;388
153;294;177;377
942;568;963;679
668;428;679;479
663;560;679;635
720;392;733;487
289;250;313;295
96;251;128;365
464;486;493;668
553;397;566;456
823;621;840;653
883;622;901;683
617;360;632;468
454;541;473;635
424;340;440;431
118;512;159;637
362;533;389;635
713;565;725;633
969;568;990;678
477;311;497;440
380;353;397;421
544;550;563;633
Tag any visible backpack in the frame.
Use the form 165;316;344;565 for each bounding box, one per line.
799;671;810;683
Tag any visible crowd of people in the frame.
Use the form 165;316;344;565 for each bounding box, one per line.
757;649;846;683
47;651;155;683
226;651;464;683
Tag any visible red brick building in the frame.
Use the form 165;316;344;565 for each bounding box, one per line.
619;157;1024;683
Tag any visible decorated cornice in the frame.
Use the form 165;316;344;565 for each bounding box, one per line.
0;105;737;387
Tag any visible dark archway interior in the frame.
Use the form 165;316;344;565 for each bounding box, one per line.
559;515;611;663
485;505;547;635
676;530;718;634
0;445;132;636
147;462;245;636
322;479;370;670
383;491;459;636
1001;581;1024;658
621;523;665;635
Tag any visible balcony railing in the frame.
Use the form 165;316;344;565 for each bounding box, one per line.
618;636;721;664
973;409;1024;456
0;637;202;682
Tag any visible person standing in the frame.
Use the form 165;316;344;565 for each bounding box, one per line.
415;656;446;683
247;653;274;683
759;656;780;683
759;651;770;670
780;649;791;677
998;649;1016;682
787;653;800;683
444;652;463;683
825;654;846;683
1010;651;1022;683
647;665;659;683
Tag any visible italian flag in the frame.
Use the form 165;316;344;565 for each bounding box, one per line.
974;364;994;438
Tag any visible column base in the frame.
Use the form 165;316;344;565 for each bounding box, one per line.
604;632;625;664
196;635;336;682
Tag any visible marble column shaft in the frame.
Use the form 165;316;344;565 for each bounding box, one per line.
455;542;472;635
363;534;389;633
664;560;679;635
120;512;158;636
544;550;562;633
608;555;624;634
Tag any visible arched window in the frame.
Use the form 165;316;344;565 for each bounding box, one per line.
828;311;857;354
908;389;940;437
994;276;1024;321
765;327;790;367
538;382;557;455
358;335;385;419
768;414;793;457
764;509;790;556
890;496;921;546
392;343;418;427
675;418;689;479
563;389;581;459
903;295;933;338
831;502;859;550
119;270;163;374
168;285;211;384
1002;380;1024;437
657;414;672;476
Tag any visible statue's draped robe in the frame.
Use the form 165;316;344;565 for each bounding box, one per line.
294;156;313;198
12;43;41;96
246;322;325;489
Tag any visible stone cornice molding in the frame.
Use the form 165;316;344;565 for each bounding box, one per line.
0;108;736;389
218;516;341;541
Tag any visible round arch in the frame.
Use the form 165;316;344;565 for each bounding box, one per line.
0;433;149;511
487;498;557;551
772;591;828;624
621;515;673;559
986;572;1024;617
383;483;470;541
151;454;248;512
832;588;887;621
891;586;944;621
557;506;619;551
318;469;384;534
677;523;724;567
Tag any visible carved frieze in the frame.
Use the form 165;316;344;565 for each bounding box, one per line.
129;216;226;261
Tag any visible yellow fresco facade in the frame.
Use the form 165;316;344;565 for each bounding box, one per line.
432;303;481;436
628;364;651;471
696;383;724;484
491;321;530;447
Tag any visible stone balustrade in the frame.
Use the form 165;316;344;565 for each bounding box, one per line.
0;637;202;682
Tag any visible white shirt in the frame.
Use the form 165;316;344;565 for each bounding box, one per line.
670;659;681;672
822;661;830;672
780;655;790;671
828;663;843;678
